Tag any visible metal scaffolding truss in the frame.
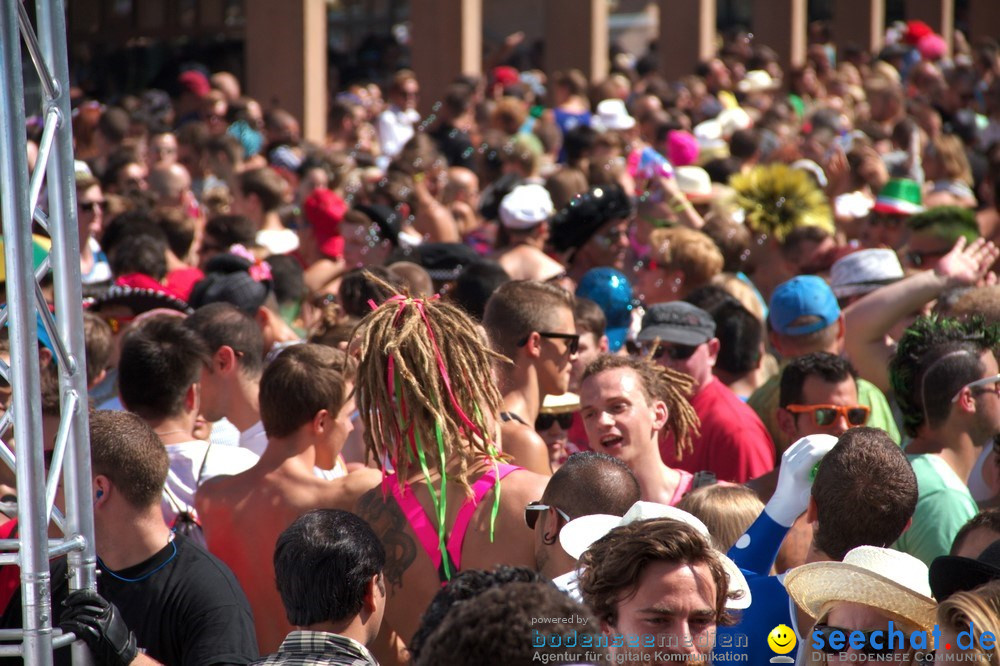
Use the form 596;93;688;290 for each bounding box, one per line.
0;0;96;663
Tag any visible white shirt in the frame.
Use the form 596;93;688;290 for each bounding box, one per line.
238;420;268;457
233;419;348;480
255;228;300;255
377;106;420;158
161;440;258;524
209;417;241;448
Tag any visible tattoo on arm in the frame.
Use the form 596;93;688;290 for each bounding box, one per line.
357;489;417;592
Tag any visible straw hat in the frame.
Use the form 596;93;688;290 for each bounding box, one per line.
675;166;713;203
784;546;937;632
540;392;580;415
559;501;751;610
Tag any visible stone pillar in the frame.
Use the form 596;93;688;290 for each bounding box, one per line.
658;0;716;81
753;0;807;70
967;0;1000;47
834;0;885;56
244;0;327;143
410;0;482;116
906;0;954;55
545;0;608;83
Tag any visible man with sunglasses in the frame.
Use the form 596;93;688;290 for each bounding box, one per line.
890;316;1000;565
637;302;774;483
483;280;579;475
902;205;980;273
748;275;900;457
549;184;635;283
525;451;640;584
777;353;870;443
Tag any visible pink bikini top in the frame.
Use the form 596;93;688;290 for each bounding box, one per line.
383;462;522;583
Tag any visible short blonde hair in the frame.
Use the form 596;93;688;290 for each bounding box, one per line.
676;484;764;552
649;227;724;291
712;273;766;323
929;134;973;185
937;580;1000;665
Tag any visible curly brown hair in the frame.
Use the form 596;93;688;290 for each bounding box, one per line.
579;518;738;627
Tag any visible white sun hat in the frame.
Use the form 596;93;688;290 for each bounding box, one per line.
559;501;752;610
784;545;937;632
592;99;636;132
829;248;905;299
499;184;555;230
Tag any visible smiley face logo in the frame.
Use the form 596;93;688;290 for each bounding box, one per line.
768;624;796;654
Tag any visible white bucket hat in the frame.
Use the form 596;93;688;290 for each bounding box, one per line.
738;69;781;93
559;501;752;610
499;184;554;230
675;166;713;203
592;99;636;132
784;546;937;632
830;249;905;299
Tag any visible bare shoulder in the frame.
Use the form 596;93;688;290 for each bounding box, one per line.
326;468;382;511
194;468;245;510
501;423;552;475
500;467;550;502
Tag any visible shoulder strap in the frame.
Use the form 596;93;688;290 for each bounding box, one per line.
445;463;522;570
195;441;213;487
162;481;190;516
383;475;446;574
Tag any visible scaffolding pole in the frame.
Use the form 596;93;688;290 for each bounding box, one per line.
0;0;96;663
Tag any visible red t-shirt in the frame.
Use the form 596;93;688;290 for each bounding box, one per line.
660;378;775;483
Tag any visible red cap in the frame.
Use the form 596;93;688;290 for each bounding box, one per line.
303;188;347;259
178;70;210;98
903;20;933;45
492;66;520;88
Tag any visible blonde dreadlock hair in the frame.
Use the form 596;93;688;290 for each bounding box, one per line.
582;354;701;460
354;273;509;493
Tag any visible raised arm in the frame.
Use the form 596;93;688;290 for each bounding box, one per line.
843;237;998;392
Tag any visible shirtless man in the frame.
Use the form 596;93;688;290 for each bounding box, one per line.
482;280;578;474
495;184;567;282
353;291;549;659
195;344;381;654
579;354;701;505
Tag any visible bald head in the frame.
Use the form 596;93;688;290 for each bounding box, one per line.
542;452;640;519
211;71;241;102
444;167;480;205
147;163;192;208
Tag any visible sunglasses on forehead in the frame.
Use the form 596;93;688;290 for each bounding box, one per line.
535;412;574;431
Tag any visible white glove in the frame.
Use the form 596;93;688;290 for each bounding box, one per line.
764;434;838;527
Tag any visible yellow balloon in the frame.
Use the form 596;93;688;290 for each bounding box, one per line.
768;624;797;655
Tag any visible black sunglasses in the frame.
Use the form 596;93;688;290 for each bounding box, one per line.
79;200;105;213
536;412;574;431
625;340;698;360
524;501;571;530
812;624;892;659
906;248;950;267
517;332;580;355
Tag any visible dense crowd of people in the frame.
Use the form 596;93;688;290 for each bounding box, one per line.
3;14;1000;666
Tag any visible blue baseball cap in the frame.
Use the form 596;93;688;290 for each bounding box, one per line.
576;268;634;352
769;275;841;336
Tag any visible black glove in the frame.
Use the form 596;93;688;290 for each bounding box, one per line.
59;589;138;666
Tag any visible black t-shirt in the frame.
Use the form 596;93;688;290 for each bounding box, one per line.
2;535;258;666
